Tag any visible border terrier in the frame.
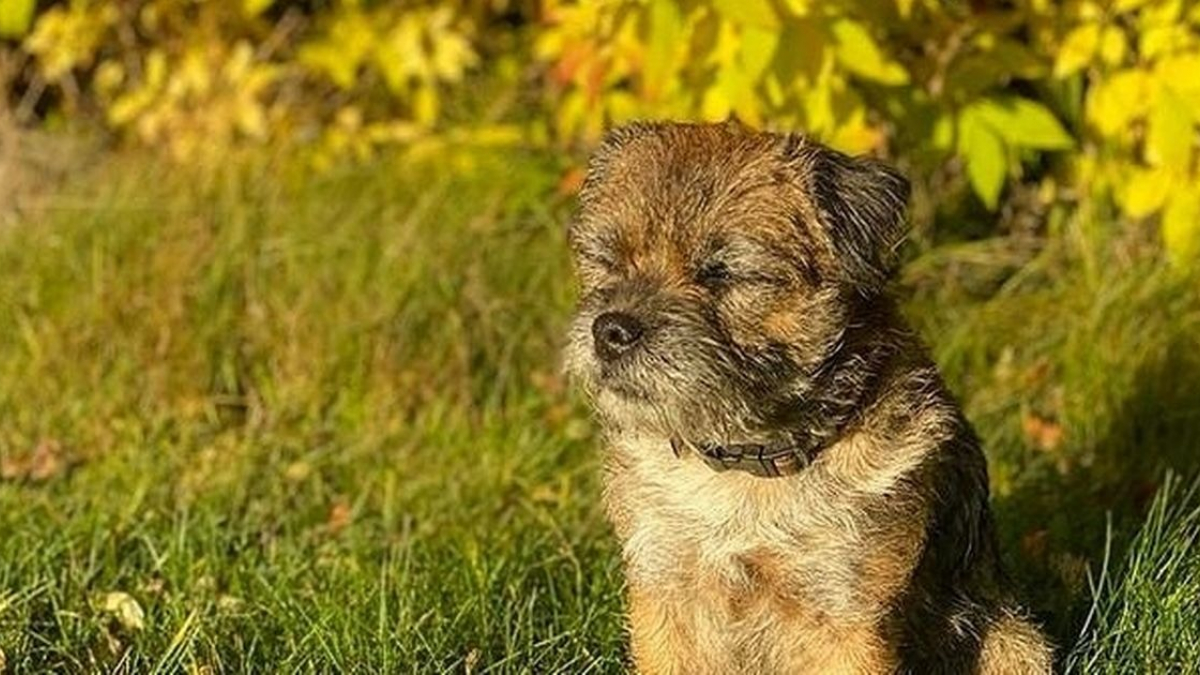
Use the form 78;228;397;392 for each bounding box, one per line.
564;121;1052;674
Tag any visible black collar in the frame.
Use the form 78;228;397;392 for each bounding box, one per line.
670;437;817;478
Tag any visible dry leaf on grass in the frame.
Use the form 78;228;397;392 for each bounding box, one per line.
326;500;352;534
0;438;67;482
1022;413;1064;452
1020;528;1049;560
100;591;145;632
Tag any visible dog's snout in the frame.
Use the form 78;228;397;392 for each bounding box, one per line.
593;311;645;361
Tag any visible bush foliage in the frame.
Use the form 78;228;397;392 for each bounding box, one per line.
2;0;1198;261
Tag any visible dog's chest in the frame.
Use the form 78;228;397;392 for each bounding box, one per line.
604;438;867;614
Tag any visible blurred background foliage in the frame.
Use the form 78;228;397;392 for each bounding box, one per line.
2;2;1200;670
2;0;1199;259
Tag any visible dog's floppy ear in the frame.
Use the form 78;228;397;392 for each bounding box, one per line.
807;144;911;294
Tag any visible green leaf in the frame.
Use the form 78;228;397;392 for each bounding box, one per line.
958;110;1007;209
0;0;36;37
711;0;779;29
831;19;909;85
973;97;1075;150
932;113;954;150
1162;188;1200;268
773;18;826;85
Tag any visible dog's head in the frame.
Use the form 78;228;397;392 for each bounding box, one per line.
564;121;910;445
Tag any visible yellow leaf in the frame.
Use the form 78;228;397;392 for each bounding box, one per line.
739;26;779;84
828;109;882;154
100;592;145;632
1140;0;1184;26
413;86;439;126
0;0;35;37
1113;0;1153;12
932;113;954;150
1162;187;1200;267
1119;168;1172;218
643;0;684;100
1086;69;1151;136
1146;85;1194;170
831;19;909;85
958;109;1007;209
973;97;1074;149
1156;54;1200;120
781;0;811;15
299;9;375;90
711;0;779;29
607;90;641;123
801;70;835;132
701;69;736;120
243;0;274;17
1054;23;1101;78
1099;26;1128;66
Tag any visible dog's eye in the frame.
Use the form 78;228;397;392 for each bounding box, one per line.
696;261;732;289
577;249;619;274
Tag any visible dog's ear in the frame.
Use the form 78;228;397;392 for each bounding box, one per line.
805;144;911;294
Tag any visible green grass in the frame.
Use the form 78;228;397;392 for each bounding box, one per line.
1;146;1198;673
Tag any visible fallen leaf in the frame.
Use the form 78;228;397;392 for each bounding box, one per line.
1021;359;1052;387
529;369;564;395
0;438;66;482
543;403;572;426
140;577;166;596
1022;413;1063;452
1020;529;1049;560
326;500;352;534
217;594;244;612
284;460;313;482
465;647;481;673
100;591;145;632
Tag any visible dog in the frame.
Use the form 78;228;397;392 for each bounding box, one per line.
563;121;1053;674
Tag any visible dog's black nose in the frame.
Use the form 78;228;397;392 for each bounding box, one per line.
593;312;645;361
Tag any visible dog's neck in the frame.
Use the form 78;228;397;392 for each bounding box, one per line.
683;293;916;478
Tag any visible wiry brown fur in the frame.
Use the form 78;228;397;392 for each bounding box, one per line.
564;121;1053;674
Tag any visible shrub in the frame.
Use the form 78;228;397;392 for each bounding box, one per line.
537;0;1200;263
2;0;1198;262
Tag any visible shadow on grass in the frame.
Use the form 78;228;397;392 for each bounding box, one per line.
995;332;1200;654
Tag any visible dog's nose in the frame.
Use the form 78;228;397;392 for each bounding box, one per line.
592;311;645;361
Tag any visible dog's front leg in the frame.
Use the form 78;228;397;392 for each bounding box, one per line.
627;584;738;675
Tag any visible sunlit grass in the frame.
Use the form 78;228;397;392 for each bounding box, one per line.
0;148;1197;672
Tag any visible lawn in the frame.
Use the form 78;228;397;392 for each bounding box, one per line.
1;144;1198;673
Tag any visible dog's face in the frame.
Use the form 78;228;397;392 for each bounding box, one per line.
564;122;910;445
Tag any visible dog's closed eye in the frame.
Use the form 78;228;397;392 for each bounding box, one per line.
695;260;732;289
